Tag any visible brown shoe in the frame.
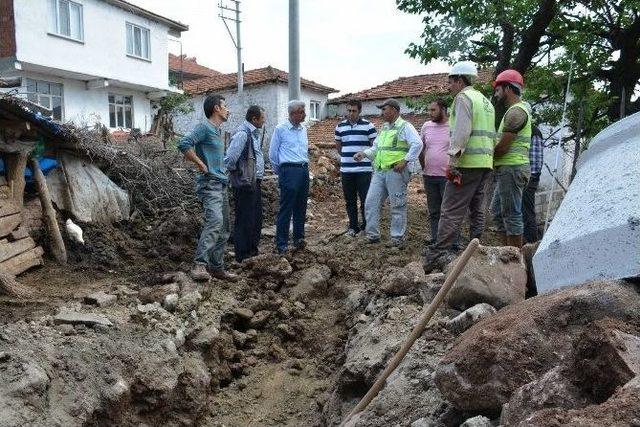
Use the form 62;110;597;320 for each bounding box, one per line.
210;268;239;282
190;264;211;282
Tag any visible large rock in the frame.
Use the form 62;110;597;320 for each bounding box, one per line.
446;303;497;334
243;253;293;281
516;375;640;426
445;245;527;310
47;152;130;222
323;299;453;426
434;280;640;415
572;321;640;401
500;366;590;425
380;267;415;296
54;311;113;327
290;264;331;300
533;112;640;292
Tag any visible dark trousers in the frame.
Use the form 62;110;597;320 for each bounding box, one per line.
435;168;492;251
276;164;309;251
341;171;371;232
522;173;540;244
422;175;447;241
233;181;263;262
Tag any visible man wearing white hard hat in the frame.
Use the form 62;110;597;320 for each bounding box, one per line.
423;61;495;272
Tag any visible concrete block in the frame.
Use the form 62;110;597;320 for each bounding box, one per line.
533;112;640;292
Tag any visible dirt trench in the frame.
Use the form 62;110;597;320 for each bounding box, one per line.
0;176;498;427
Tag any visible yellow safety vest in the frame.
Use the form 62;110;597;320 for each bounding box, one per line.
494;101;531;166
374;118;409;170
449;87;495;169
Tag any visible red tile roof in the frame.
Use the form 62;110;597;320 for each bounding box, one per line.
307;113;430;147
328;69;494;104
183;66;337;95
169;54;223;80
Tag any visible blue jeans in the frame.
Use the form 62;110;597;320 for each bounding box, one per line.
276;164;309;251
195;179;230;269
491;164;531;236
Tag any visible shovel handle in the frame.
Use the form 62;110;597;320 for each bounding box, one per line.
341;238;480;426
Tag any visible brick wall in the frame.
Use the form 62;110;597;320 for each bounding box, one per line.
0;0;16;58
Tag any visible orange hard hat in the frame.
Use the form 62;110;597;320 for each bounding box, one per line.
492;69;524;89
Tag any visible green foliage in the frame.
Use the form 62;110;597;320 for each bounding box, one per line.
159;92;193;115
397;0;640;144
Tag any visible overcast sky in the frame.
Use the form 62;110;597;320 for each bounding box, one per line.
129;0;449;96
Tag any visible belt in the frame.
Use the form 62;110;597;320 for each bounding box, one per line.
281;162;308;168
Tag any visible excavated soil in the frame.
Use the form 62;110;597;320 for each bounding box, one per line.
0;170;502;427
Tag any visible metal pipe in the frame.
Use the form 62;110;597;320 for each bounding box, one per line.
543;56;574;233
288;0;301;100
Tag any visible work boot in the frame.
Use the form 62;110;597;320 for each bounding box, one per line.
210;268;239;282
506;234;524;248
293;239;306;251
190;264;211;282
423;246;447;273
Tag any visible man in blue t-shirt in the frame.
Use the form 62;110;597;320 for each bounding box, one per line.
178;94;238;282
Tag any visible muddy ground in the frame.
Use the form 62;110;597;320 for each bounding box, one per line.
0;172;502;427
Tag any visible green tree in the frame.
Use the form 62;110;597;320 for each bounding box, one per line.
397;0;640;137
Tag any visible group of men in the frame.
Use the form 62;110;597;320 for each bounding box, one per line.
178;60;543;281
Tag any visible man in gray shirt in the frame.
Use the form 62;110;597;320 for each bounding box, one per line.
224;105;266;262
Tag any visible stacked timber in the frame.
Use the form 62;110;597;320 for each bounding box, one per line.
0;195;43;276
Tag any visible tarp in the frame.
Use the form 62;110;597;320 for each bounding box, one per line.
46;153;130;223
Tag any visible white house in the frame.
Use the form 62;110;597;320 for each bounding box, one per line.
0;0;188;132
171;60;337;144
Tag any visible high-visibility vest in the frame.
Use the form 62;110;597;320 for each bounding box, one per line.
374;118;409;170
494;101;531;166
450;87;495;169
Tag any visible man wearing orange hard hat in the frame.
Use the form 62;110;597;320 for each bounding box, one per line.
491;69;532;248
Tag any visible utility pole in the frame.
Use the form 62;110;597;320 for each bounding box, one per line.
288;0;301;100
219;1;243;94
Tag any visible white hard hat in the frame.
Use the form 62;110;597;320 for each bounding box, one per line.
449;61;478;78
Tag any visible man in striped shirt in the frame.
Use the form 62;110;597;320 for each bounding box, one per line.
335;100;377;236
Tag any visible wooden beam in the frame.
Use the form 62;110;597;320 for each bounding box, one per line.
0;200;21;217
0;213;21;238
0;237;36;263
4;152;28;206
9;227;29;241
29;158;67;264
0;246;44;276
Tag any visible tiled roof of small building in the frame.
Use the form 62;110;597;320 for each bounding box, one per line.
328;69;494;104
183;66;337;95
168;54;223;80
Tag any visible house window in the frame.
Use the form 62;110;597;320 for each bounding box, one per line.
126;22;151;60
108;94;133;128
310;101;320;120
48;0;84;41
25;79;64;121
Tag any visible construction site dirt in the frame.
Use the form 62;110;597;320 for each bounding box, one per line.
0;139;638;427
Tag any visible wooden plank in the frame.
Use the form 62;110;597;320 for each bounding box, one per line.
9;227;29;241
0;246;44;276
30;158;66;264
0;200;20;218
0;237;36;263
0;213;21;238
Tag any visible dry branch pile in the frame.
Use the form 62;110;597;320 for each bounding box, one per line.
59;127;199;218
